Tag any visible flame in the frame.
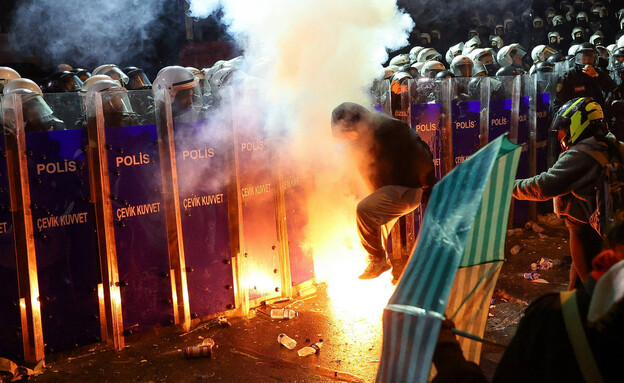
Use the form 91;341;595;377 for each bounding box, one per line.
305;169;395;321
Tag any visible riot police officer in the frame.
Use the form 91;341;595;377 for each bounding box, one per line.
553;43;616;120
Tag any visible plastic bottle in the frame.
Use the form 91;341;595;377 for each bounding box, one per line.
270;308;298;319
277;333;297;350
523;271;540;280
298;340;323;357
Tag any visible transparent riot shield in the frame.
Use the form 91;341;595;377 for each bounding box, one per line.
371;78;391;115
23;92;100;353
412;78;444;180
93;88;175;335
487;76;516;142
513;75;531;226
43;92;84;130
282;170;315;290
164;90;236;320
386;76;417;280
228;84;282;304
1;93;45;362
533;72;558;215
449;77;482;167
0;96;23;360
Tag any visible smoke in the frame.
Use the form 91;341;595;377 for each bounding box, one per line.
9;0;172;71
187;0;413;290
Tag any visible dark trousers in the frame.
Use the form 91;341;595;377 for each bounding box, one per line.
565;216;603;290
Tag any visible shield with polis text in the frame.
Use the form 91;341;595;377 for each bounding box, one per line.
174;118;236;318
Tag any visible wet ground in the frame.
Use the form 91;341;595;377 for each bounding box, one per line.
7;213;572;383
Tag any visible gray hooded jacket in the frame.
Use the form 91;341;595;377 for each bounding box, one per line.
513;133;619;222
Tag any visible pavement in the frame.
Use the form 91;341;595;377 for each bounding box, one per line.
4;213;572;383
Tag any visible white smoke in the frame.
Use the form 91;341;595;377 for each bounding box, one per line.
188;0;413;285
9;0;170;70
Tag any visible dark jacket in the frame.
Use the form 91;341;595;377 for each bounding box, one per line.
513;134;616;222
355;114;437;200
553;66;616;117
492;277;624;383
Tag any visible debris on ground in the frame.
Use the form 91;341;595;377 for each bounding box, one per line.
0;357;45;382
510;245;521;255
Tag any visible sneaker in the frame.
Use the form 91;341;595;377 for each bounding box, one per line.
358;259;391;279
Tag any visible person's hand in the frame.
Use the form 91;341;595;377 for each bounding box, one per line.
437;318;459;345
583;65;599;78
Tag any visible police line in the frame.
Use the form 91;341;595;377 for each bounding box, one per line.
0;74;558;362
0;87;313;362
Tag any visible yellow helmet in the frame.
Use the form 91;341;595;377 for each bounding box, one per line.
551;97;605;150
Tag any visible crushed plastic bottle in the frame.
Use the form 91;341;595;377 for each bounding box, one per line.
270;308;298;319
523;271;540;280
277;334;297;350
298;340;323;357
537;257;553;270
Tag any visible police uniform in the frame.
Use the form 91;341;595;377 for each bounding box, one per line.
553;66;616;120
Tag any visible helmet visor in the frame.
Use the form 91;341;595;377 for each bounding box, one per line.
575;50;597;66
453;63;473;77
127;71;152;90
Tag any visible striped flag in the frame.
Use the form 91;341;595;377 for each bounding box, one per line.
376;134;521;383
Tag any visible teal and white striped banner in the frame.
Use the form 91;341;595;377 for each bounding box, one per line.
377;134;521;383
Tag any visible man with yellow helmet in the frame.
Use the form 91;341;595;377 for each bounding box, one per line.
513;97;623;290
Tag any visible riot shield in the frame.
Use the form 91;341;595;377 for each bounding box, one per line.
411;78;444;180
282;170;315;289
1;93;45;362
171;109;236;319
449;77;482;166
514;75;531;226
25;92;100;353
533;72;558;215
487;76;516;142
230;86;282;304
0;98;22;360
95;89;174;335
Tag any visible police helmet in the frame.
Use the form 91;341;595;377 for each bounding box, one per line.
420;60;445;78
399;65;420;79
450;55;473;77
551;97;605;150
613;47;624;65
589;32;604;46
531;45;558;63
495;65;525;77
153;66;199;101
489;36;504;51
445;43;464;65
552;15;565;26
497;44;527;68
389;54;410;67
576;11;588;23
417;48;442;63
547;52;567;64
571;27;584;42
81;75;114;94
3;78;43;97
71;68;91;83
549;31;562;46
574;42;598;68
419;33;431;46
409;46;425;63
0;66;21;85
92;64;129;87
41;71;83;93
123;67;152;90
435;70;455;80
533;17;544;28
